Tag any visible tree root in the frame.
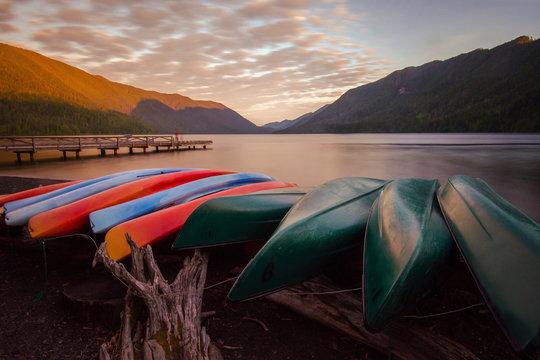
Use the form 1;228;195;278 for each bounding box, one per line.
93;233;222;360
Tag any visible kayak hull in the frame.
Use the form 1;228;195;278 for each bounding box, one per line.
228;177;390;301
3;168;183;214
438;175;540;352
4;168;185;226
362;178;453;331
90;172;275;234
27;169;231;238
0;180;83;208
104;181;296;261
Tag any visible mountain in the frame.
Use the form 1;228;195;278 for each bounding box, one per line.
281;36;540;133
130;99;259;134
262;119;295;131
262;104;330;131
0;43;260;134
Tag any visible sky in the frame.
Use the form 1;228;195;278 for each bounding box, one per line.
1;0;539;126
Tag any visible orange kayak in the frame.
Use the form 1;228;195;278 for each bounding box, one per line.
105;181;296;261
28;169;232;238
0;180;83;208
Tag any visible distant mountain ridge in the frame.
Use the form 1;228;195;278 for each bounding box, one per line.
262;104;329;131
281;36;540;133
0;43;260;134
2;37;539;135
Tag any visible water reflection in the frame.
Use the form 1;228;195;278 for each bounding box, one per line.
1;134;539;220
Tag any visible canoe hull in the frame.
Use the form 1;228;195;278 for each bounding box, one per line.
228;177;390;301
438;175;540;352
362;178;453;331
174;190;308;249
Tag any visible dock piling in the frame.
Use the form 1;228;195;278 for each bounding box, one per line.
1;135;212;163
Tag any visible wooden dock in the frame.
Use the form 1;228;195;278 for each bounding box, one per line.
0;135;212;163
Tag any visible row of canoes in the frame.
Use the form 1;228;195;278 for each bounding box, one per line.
1;169;538;353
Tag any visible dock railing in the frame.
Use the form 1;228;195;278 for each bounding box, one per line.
0;135;212;162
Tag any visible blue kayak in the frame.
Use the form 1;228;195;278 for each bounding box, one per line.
4;168;186;226
3;168;182;214
89;172;275;234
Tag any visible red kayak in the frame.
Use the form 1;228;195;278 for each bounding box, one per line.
104;181;296;261
27;169;233;238
0;180;83;208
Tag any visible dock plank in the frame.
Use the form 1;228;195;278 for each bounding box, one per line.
0;135;212;162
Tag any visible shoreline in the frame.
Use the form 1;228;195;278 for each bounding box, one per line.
0;176;529;359
0;176;382;360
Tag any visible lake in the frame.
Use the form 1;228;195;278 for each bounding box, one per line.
1;133;539;221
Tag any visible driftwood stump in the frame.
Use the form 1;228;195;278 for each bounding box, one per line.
268;276;481;360
93;234;222;360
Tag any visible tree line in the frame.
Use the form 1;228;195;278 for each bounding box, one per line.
0;94;154;135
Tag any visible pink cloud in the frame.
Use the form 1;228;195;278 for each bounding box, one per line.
32;26;141;60
3;0;392;124
0;23;18;32
0;1;15;22
57;8;88;23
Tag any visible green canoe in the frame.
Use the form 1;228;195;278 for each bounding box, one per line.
438;175;540;352
173;187;312;249
228;177;390;301
362;178;453;331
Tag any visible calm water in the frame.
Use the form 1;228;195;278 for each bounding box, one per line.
1;133;539;221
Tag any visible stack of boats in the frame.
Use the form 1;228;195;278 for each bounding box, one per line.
0;168;538;353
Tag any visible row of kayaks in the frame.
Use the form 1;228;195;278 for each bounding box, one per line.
1;169;538;353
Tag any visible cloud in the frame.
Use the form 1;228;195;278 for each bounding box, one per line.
56;8;89;23
32;26;142;61
129;5;171;28
0;0;15;22
238;1;284;19
248;19;305;43
2;0;392;124
0;22;18;32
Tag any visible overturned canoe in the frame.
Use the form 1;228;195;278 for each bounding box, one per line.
228;177;390;301
173;187;311;249
4;168;185;226
438;175;540;352
362;178;453;331
27;169;231;238
104;181;296;261
90;172;275;234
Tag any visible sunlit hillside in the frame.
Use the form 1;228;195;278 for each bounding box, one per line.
0;43;260;134
0;43;226;112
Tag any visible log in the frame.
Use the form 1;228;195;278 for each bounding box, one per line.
93;234;222;360
267;276;480;360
